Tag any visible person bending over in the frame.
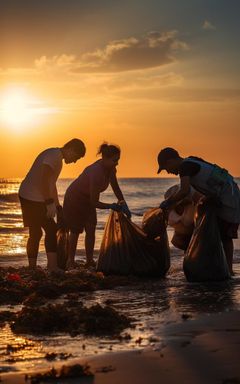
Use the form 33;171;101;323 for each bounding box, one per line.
63;143;131;269
19;138;86;272
157;147;240;275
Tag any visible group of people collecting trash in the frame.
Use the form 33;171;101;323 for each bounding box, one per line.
18;138;240;280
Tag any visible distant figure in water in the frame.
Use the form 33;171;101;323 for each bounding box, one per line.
63;143;131;269
157;147;240;275
18;139;86;272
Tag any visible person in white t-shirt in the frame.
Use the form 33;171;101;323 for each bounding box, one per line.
19;138;86;272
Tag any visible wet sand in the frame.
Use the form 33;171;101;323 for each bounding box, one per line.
1;310;240;384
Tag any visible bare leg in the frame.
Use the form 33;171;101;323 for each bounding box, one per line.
42;218;60;272
47;252;59;272
67;232;79;268
85;223;96;266
27;226;42;269
222;238;234;275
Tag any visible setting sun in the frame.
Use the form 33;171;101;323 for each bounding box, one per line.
0;87;36;128
0;87;57;131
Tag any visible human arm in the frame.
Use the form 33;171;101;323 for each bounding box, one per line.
86;172;123;213
41;164;57;218
110;172;131;218
160;176;191;210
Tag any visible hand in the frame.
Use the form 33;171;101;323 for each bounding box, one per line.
109;203;122;212
46;202;57;219
120;202;132;219
56;205;65;228
159;200;171;210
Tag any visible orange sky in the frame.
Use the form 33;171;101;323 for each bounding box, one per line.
0;1;240;178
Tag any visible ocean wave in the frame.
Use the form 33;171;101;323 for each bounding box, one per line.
0;179;21;184
0;213;21;218
0;193;19;203
0;227;27;234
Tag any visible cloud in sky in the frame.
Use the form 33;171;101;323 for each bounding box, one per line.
31;30;189;74
202;20;216;31
75;30;189;73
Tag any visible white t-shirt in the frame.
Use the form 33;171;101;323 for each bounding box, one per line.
19;148;63;202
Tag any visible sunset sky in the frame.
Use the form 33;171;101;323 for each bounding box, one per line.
0;0;239;178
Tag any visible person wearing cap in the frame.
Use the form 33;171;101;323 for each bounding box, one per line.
19;138;86;272
157;147;240;275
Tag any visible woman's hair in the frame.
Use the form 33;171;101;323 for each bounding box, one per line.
97;143;120;158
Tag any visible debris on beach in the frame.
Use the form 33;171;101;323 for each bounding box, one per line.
181;313;192;321
44;352;73;361
0;266;139;306
11;302;132;336
96;365;116;373
25;363;94;383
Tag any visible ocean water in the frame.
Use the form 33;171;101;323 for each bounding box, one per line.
0;178;239;265
0;178;240;374
0;178;180;266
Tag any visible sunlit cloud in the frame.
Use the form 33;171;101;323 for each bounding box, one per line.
0;30;188;78
202;20;216;31
73;30;189;73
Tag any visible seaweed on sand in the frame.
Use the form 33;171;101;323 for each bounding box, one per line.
11;302;132;336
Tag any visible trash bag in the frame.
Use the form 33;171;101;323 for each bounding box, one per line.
57;228;69;270
97;211;170;277
183;200;230;282
171;232;193;251
142;207;166;239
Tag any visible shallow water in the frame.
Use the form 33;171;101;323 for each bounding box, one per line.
1;250;240;374
0;178;240;374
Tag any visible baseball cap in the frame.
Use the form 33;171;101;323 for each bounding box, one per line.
157;147;179;173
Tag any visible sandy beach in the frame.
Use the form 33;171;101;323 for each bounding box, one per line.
1;310;240;384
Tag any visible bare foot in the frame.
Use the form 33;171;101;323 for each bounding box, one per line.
84;260;96;270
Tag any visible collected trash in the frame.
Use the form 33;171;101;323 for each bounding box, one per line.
6;273;23;284
164;185;199;251
97;210;170;277
183;200;230;282
142;207;166;239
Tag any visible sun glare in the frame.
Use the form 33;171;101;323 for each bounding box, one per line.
0;87;56;131
0;88;35;128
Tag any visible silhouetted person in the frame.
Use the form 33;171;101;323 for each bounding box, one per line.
63;143;131;269
19;139;86;272
157;147;240;275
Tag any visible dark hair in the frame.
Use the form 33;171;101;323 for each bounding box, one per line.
63;138;86;156
97;143;120;158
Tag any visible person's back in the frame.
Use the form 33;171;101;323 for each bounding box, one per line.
19;148;62;202
180;156;239;223
66;159;114;201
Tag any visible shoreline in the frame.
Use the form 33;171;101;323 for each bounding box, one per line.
1;310;240;384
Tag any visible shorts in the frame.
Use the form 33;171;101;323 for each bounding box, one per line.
217;217;239;240
19;196;47;227
63;193;97;234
